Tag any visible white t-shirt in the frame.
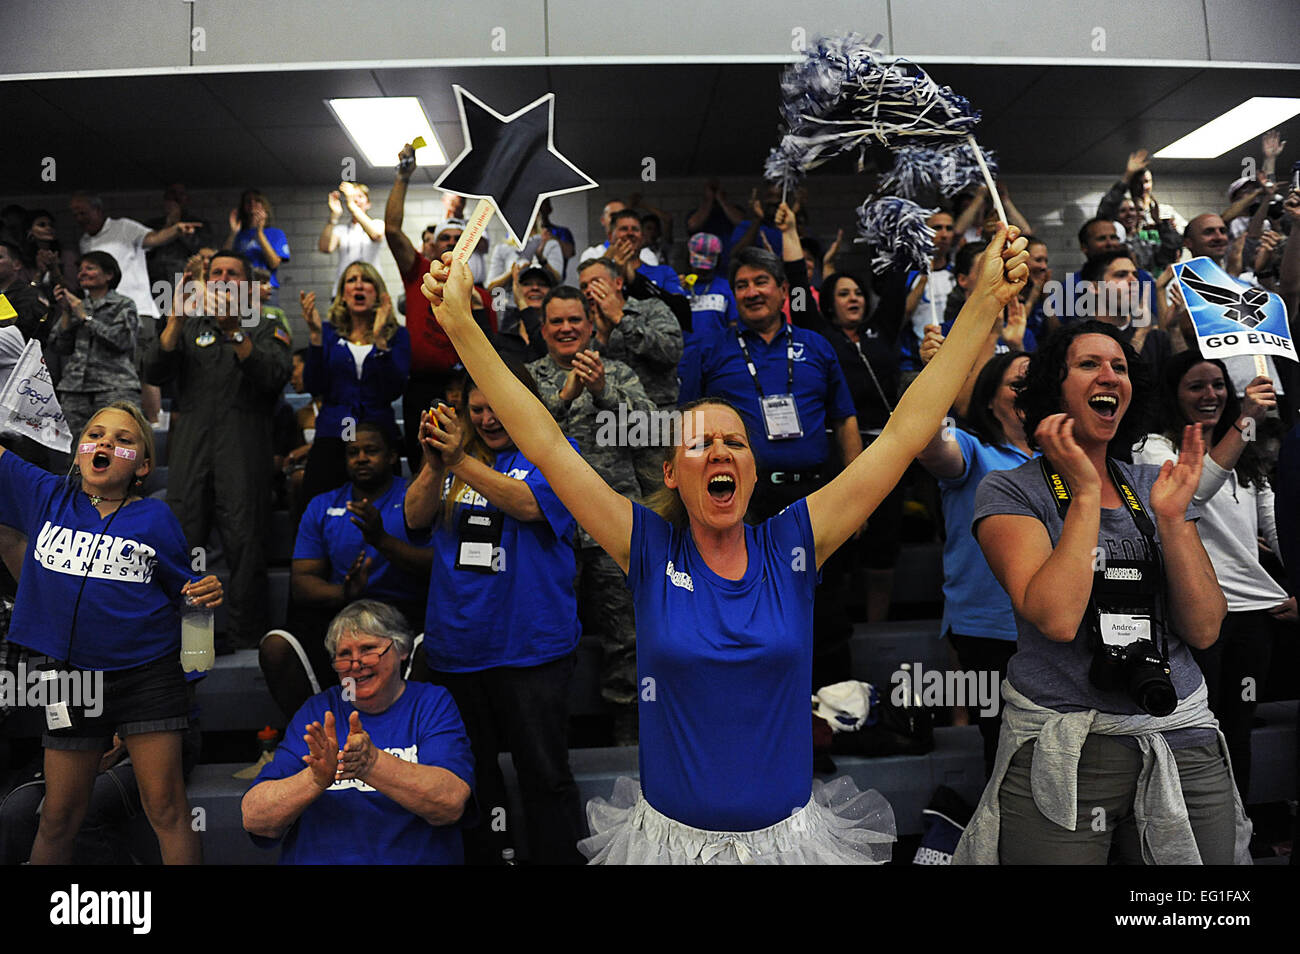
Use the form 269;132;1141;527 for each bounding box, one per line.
1134;433;1287;612
80;217;158;318
911;268;955;338
487;236;565;285
344;341;370;379
331;221;382;284
578;242;657;267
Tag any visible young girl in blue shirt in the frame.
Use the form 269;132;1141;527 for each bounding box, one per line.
0;401;222;863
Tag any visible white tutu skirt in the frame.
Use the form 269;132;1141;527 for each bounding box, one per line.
578;776;896;865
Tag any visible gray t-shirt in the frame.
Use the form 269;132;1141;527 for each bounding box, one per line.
973;457;1214;747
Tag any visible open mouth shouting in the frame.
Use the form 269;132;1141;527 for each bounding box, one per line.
707;472;737;505
1087;393;1119;420
91;450;112;473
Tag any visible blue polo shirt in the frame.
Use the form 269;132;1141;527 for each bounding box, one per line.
294;476;430;606
249;681;474;865
423;444;580;672
231;226;291;287
938;429;1034;642
678;323;856;472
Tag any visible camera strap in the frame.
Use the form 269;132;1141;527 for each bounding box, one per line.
1038;457;1170;660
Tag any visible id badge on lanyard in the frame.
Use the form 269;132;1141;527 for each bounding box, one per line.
760;394;803;440
1092;558;1157;647
455;509;504;573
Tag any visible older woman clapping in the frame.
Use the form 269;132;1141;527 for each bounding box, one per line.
242;600;474;865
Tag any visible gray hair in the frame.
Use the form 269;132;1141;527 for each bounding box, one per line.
577;256;620;281
70;191;104;211
324;600;414;659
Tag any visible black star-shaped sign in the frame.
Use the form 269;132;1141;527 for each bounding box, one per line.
434;86;597;245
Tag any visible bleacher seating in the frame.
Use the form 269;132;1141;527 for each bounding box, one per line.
175;700;1299;863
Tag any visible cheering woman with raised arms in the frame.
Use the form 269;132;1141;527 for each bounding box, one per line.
421;225;1030;864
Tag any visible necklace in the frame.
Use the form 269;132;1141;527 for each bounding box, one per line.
85;491;127;506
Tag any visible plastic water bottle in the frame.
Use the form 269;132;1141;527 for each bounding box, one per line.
180;581;214;673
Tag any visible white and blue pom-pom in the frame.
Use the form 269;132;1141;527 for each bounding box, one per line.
764;136;809;192
856;196;936;274
877;146;946;201
938;141;998;196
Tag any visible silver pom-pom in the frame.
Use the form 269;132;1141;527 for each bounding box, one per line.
856;196;936;274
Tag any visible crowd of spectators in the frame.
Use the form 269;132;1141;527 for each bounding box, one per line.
1;127;1298;865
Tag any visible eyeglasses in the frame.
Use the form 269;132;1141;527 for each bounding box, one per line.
331;640;395;673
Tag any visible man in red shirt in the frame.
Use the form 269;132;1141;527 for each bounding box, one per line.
385;143;496;470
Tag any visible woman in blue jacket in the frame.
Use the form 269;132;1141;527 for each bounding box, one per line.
300;261;410;502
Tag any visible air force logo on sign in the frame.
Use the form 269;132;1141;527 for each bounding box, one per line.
1173;257;1295;362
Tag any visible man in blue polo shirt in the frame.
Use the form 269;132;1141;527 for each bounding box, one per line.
678;235;861;688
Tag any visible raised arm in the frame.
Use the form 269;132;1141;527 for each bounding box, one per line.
422;256;634;572
385;144;419;278
805;225;1029;567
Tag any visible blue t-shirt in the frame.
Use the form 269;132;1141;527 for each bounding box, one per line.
231;226;291;287
937;429;1033;641
684;273;736;344
423;445;580;672
294;477;431;606
636;261;685;298
0;453;191;670
725;221;782;270
249;681;474;865
678;324;856;472
629;499;817;831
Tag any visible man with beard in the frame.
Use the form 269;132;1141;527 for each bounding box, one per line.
258;421;432;720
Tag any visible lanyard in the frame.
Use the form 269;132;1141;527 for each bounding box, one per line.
850;333;894;416
734;322;794;399
1038;457;1169;656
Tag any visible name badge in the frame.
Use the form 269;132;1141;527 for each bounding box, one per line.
760;394;803;441
455;509;503;573
44;668;72;729
1098;612;1151;647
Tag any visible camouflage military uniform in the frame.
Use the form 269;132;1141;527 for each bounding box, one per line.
145;310;292;647
52;289;142;439
593;296;684;499
527;354;652;708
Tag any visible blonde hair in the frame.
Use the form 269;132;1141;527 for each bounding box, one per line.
82;401;155;490
327;260;395;342
643;398;751;529
440;364;540;525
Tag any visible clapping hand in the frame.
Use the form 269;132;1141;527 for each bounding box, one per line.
347;498;385;547
299;290;322;334
337;711;378;781
420;403;465;469
1150;424;1205;522
341;552;373;601
571;350;606;396
303;711;341;790
1034;414;1101;498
